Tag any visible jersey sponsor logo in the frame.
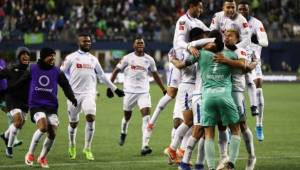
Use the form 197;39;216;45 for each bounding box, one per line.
36;75;53;92
179;21;185;30
259;27;265;32
243;22;248;28
76;63;92;69
130;65;146;71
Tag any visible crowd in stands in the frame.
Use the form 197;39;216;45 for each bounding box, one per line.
0;0;300;43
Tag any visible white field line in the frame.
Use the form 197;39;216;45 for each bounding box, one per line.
0;155;300;169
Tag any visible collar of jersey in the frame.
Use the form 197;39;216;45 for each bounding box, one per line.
77;50;88;54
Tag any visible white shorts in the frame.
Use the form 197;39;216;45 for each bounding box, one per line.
9;108;27;120
123;93;151;111
68;94;96;123
167;64;181;88
254;62;263;79
33;112;59;126
192;94;202;125
173;83;194;119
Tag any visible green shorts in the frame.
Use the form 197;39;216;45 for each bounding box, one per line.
201;95;239;127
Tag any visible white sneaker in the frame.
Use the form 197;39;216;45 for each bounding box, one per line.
216;156;229;170
246;156;256;170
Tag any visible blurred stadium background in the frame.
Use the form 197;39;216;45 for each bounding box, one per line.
0;0;300;170
0;0;300;79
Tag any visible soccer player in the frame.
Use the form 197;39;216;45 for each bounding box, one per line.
210;0;258;115
238;0;269;142
198;30;243;170
0;47;31;157
109;37;166;155
216;29;257;170
147;0;210;134
163;27;208;165
3;47;77;168
60;33;124;161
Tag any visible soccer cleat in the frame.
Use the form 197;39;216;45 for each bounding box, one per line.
256;126;264;141
25;153;34;166
68;146;76;160
176;148;185;159
83;148;94;161
246;156;256;170
146;123;154;131
194;164;205;170
13;139;23;147
216;156;229;170
6;147;13;158
178;162;192;170
250;106;259;116
119;133;127;146
141;146;152;156
0;133;8;146
164;146;180;165
38;156;49;168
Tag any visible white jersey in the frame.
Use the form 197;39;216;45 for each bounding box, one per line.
231;48;247;92
192;64;202;95
210;11;251;49
116;52;157;93
173;12;210;51
181;50;197;84
247;16;268;61
61;50;117;95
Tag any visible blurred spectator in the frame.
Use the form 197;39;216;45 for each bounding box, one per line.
0;0;300;42
281;61;292;72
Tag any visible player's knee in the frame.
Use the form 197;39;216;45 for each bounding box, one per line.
217;123;227;131
167;88;177;98
239;122;247;132
173;118;182;129
86;114;95;122
39;127;48;133
13;120;23;129
70;122;78;128
184;119;193;127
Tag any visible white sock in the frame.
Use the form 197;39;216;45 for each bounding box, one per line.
180;127;192;150
182;136;197;164
242;128;255;157
247;80;257;107
84;121;95;149
68;125;77;147
170;123;189;150
4;125;12;138
196;137;205;165
256;88;264;126
142;115;151;148
149;94;173;125
218;130;228;159
8;124;19;147
121;117;129;134
171;128;176;140
28;129;44;154
39;138;54;158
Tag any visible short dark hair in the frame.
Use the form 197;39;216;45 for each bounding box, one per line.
208;30;224;52
78;32;91;37
189;27;204;41
186;0;202;8
239;0;250;5
135;35;143;40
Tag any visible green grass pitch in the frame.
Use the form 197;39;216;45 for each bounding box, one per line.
0;83;299;170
